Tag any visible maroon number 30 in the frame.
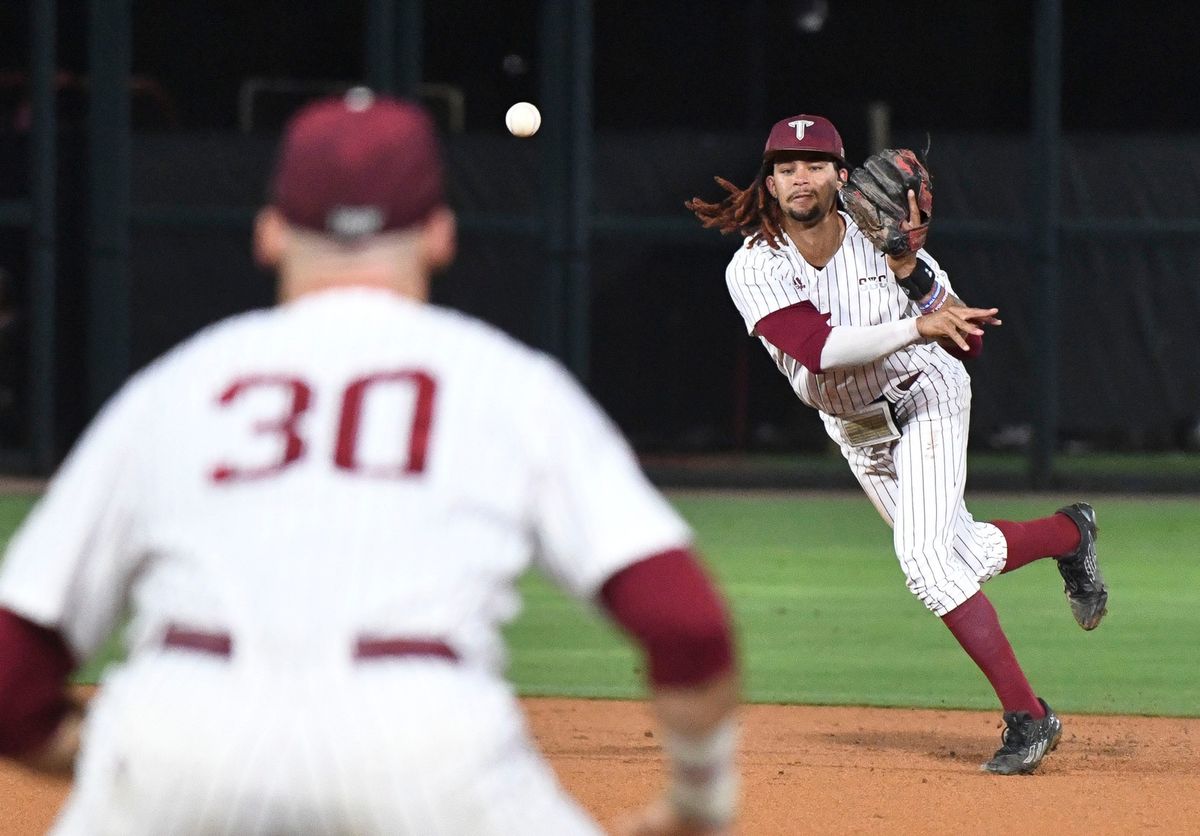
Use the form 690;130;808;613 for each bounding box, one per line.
210;370;437;483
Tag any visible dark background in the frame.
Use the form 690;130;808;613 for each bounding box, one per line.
4;1;1200;135
3;1;1200;472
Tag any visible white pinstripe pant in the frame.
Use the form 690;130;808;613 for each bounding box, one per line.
822;389;1008;616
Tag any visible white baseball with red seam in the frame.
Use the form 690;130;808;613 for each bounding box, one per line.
505;101;541;137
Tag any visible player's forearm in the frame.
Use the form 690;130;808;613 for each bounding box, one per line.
651;668;738;739
18;707;82;775
819;318;921;369
652;670;739;830
599;550;740;830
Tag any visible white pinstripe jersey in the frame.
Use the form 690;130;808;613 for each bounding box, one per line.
725;211;969;417
0;288;691;675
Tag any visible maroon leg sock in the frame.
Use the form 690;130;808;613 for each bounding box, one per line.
994;513;1081;574
941;591;1044;717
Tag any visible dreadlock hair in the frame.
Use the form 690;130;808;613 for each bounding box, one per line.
685;162;786;250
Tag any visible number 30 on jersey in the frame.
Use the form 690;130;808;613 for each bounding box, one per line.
209;369;436;483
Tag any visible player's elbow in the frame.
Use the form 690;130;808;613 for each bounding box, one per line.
599;548;736;688
754;303;834;374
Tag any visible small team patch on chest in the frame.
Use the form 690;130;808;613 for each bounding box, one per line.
856;273;889;289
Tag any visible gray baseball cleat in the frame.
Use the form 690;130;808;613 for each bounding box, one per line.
1055;502;1108;630
981;698;1063;775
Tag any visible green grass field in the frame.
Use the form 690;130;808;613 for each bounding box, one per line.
1;491;1196;717
509;492;1200;717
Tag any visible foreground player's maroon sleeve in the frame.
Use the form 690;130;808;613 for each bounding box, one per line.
754;301;834;373
599;548;734;687
0;607;75;757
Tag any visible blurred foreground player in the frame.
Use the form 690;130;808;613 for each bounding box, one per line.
0;89;739;835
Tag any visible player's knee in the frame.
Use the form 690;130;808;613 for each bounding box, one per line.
902;575;941;613
901;573;971;616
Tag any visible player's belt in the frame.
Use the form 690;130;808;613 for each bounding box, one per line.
354;636;458;661
161;623;458;662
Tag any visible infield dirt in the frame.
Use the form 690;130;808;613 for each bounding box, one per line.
3;698;1197;835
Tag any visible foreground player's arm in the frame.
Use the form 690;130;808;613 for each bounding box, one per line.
600;549;738;836
0;607;82;774
0;377;152;775
523;359;739;834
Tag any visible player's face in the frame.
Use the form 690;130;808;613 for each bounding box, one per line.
767;157;844;225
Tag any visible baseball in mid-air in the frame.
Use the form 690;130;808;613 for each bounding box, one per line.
505;102;541;137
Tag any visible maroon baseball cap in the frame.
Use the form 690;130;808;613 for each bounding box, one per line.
762;114;845;165
270;87;444;238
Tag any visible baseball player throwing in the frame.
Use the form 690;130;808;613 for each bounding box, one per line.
687;113;1108;775
0;91;740;835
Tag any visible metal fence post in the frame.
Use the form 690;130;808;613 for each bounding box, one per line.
566;0;592;383
398;0;424;97
29;0;58;471
539;0;568;361
87;0;132;414
540;0;593;380
365;0;397;93
1030;0;1062;488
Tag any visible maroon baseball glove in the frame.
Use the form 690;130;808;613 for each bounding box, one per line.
841;148;933;257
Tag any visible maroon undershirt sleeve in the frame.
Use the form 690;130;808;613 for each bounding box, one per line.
0;607;75;758
753;302;833;373
599;548;734;688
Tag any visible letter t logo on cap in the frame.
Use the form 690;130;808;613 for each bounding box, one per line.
789;119;816;140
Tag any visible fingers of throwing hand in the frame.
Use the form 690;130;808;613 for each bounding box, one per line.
957;306;1001;326
941;315;972;350
917;309;979;349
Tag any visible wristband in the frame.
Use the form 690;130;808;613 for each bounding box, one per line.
895;258;936;301
918;279;947;314
664;718;739;826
